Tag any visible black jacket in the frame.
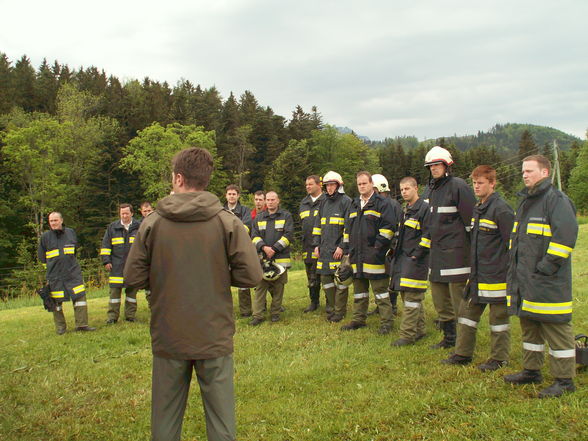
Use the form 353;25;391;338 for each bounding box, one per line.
312;191;352;275
100;219;141;287
345;192;397;280
507;179;577;323
299;193;325;263
252;208;294;268
390;198;431;292
223;202;252;234
38;227;85;301
422;175;476;283
465;192;514;304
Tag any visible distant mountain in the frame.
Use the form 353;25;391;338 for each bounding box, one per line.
334;126;370;142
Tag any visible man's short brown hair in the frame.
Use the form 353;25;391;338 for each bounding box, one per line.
119;203;133;213
306;175;321;185
254;190;265;198
523;154;551;172
226;184;240;194
140;201;153;209
470;165;497;183
356;171;372;182
399;176;418;187
172;148;214;190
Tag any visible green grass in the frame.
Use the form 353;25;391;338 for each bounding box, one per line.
1;228;588;440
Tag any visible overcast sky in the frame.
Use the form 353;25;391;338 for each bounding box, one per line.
2;0;587;141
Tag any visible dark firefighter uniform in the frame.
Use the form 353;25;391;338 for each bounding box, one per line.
423;175;476;347
507;178;578;380
299;192;325;311
453;192;514;363
312;191;352;320
344;192;397;331
100;218;141;322
224;201;254;317
38;227;90;333
390;197;431;343
251;209;294;321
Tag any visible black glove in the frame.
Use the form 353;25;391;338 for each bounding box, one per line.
37;284;57;312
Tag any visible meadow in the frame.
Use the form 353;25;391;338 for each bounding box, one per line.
1;227;587;441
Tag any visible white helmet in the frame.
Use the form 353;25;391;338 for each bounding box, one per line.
262;260;286;281
424;146;454;167
371;174;390;192
322;171;344;186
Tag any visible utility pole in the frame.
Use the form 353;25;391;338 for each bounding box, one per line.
552;140;562;190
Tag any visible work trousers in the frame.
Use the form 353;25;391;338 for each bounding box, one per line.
321;274;349;317
351;278;393;327
152;354;235;441
252;271;288;320
519;317;576;379
237;289;252;316
305;261;321;304
430;281;466;322
53;295;89;332
455;299;510;360
107;286;139;321
398;291;426;341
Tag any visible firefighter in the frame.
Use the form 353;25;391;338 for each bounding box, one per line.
442;165;514;369
224;184;254;317
100;203;141;323
38;212;96;334
370;173;402;317
312;171;352;322
299;175;326;313
250;191;294;325
422;146;476;349
390;177;431;346
341;171;397;335
504;155;578;398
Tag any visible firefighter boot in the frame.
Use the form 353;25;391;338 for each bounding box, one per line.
303;286;320;313
430;320;456;349
504;369;543;385
538;378;576;398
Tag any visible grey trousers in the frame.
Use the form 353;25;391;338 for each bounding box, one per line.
152;354;236;441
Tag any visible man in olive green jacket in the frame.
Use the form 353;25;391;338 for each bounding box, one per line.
124;148;262;441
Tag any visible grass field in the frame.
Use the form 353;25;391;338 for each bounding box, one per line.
1;228;588;441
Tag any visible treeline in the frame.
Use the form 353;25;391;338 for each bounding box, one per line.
0;52;586;288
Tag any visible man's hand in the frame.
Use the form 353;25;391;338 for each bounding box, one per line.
313;247;320;259
333;247;343;260
105;263;112;272
263;246;275;259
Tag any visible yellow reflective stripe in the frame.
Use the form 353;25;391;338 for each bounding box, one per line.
313;227;322;236
277;236;290;247
479;218;496;226
329;217;345;225
526;223;552;237
109;276;124;284
46;249;60;259
314;210;319;216
63;247;75;255
404;219;421;230
478;282;507;291
400;278;428;289
111;237;124;245
351;263;357;273
379;228;393;239
275;220;286;228
547;241;573;258
72;284;85;294
506;295;511;307
100;248;112;256
129;236;135;244
364;210;381;217
252;237;262;245
244;225;250;234
419;237;431;248
363;263;386;274
321;217;327;225
479;219;498;229
329;261;339;270
317;261;323;269
343;233;349;242
349;212;357;218
300;210;310;219
509;239;512;250
521;300;572;315
512;221;518;233
275;258;291;266
51;291;64;298
257;221;267;229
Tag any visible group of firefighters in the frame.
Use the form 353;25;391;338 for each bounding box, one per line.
37;145;580;399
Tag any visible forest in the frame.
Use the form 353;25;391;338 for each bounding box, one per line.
1;52;587;295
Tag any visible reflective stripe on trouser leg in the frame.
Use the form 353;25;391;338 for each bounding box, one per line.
238;288;252;316
399;291;425;341
489;302;510;361
520;317;545;371
73;295;89;328
53;304;67;333
108;287;122;321
372;277;393;327
351;278;370;324
321;275;336;311
454;299;485;358
268;271;288;317
124;287;139;320
543;321;576;379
